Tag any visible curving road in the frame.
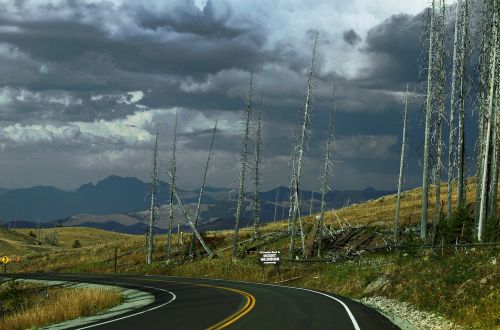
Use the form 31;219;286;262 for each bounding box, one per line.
4;273;399;330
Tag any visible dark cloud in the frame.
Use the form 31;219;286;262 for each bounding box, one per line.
134;0;243;39
1;1;474;192
342;29;362;46
0;19;269;77
362;13;424;88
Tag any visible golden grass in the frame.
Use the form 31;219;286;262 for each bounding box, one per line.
6;175;499;275
15;227;136;249
324;177;500;228
0;226;52;256
258;177;500;231
2;177;498;329
0;287;122;330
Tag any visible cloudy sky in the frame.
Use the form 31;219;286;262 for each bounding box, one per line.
0;0;445;192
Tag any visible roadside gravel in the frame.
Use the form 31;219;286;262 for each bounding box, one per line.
360;296;461;330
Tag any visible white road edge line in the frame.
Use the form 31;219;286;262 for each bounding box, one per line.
282;286;361;330
75;280;176;330
5;276;177;329
143;274;361;330
8;276;177;330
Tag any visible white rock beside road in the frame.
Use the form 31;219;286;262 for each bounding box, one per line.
361;296;461;330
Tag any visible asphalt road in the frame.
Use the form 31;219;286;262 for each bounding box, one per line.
4;273;399;330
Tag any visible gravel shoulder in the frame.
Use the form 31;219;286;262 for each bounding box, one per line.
360;296;461;330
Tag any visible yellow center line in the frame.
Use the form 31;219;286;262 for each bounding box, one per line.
205;286;255;330
26;274;256;329
133;277;256;330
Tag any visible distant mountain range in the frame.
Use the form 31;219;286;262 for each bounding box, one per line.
0;175;394;233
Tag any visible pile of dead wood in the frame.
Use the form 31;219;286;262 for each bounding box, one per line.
306;225;391;261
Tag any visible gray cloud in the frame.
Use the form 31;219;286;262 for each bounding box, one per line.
343;29;362;46
360;12;424;89
0;0;460;192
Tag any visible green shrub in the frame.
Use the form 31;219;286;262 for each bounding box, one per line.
0;280;24;315
437;205;474;244
45;232;59;246
482;216;500;242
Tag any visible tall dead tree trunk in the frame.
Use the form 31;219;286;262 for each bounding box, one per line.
431;0;446;243
478;4;498;241
447;0;461;220
166;109;178;263
421;0;437;241
252;104;263;240
488;87;499;219
317;85;335;257
167;173;214;258
456;0;469;208
475;0;494;227
289;31;319;259
487;0;500;222
232;72;253;259
394;84;409;243
287;149;297;234
147;125;159;265
189;121;217;257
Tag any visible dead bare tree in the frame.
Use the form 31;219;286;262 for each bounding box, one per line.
421;0;438;241
487;0;500;222
232;72;253;259
431;0;447;242
289;31;319;259
166;109;178;263
456;0;470;209
478;2;498;242
167;170;214;258
447;0;462;220
252;104;263;240
146;125;159;265
394;84;409;243
475;0;494;227
287;147;297;234
317;85;335;257
488;87;499;220
189;120;218;257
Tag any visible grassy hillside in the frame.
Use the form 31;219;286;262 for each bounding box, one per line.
2;178;499;329
15;227;138;249
0;226;50;255
261;177;499;231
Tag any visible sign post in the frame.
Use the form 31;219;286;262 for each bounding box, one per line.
1;256;10;273
258;251;281;281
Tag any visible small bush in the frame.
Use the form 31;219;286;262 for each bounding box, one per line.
437;205;474;244
482;216;500;242
72;240;82;248
0;280;24;315
45;232;59;246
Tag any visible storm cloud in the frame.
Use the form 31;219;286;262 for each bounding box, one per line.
343;29;362;46
0;0;451;192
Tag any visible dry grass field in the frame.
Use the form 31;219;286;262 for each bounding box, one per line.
0;281;122;330
15;227;138;249
0;178;498;329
